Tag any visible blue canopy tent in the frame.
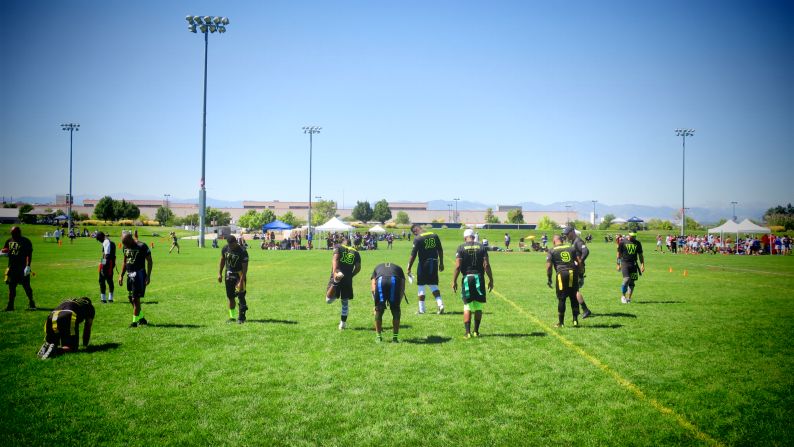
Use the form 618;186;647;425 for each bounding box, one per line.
262;220;293;231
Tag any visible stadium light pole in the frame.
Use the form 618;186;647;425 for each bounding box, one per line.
453;198;460;224
186;15;229;247
731;201;738;222
591;200;598;226
164;194;171;223
303;126;321;235
61;123;79;237
447;204;453;223
675;128;695;237
565;205;572;224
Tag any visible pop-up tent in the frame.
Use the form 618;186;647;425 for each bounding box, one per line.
735;219;770;234
262;220;293;231
369;225;386;233
708;219;741;234
315;217;353;232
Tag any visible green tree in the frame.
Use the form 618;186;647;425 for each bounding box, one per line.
352;201;374;222
94;196;116;221
394;211;410;225
570;219;589;230
599;213;616;230
372;199;392;224
647;218;674;231
155;206;174;225
205;207;232;226
181;213;200;226
312;200;337;226
113;200;140;220
484;208;499;224
536;215;558;231
279;211;304;227
18;204;34;224
506;208;525;224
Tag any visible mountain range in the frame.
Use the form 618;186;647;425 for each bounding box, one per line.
2;194;774;224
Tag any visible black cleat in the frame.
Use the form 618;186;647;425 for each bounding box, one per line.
237;319;245;324
227;318;236;324
129;322;138;328
138;318;148;326
582;309;592;319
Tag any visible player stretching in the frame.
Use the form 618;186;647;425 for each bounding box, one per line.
452;229;493;338
617;232;645;303
218;235;249;324
326;236;361;330
407;224;445;314
95;232;116;303
37;297;95;359
563;226;592;318
118;232;153;327
547;234;582;327
371;262;406;343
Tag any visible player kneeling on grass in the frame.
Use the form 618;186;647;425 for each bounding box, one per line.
547;235;582;328
37;297;95;359
218;235;249;324
371;262;406;343
118;232;153;327
452;229;493;339
326;236;361;330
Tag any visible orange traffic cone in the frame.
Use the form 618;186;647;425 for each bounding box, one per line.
58;240;62;247
151;242;154;248
683;269;688;277
118;242;122;249
668;266;673;273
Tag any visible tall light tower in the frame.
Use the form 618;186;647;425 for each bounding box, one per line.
675;128;695;236
164;194;171;224
453;198;460;224
61;123;79;237
186;15;230;247
731;201;738;222
591;200;598;226
303;126;322;236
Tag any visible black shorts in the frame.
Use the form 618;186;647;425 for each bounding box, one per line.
5;268;29;288
578;265;586;288
372;276;403;311
45;310;78;349
460;273;486;304
555;270;579;300
225;271;246;299
126;270;147;299
621;263;640;282
417;258;439;286
328;275;354;300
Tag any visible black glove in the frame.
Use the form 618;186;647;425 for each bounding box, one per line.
547;278;553;289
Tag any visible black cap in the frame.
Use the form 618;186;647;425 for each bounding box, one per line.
562;226;575;236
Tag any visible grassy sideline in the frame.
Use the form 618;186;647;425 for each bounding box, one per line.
0;224;792;446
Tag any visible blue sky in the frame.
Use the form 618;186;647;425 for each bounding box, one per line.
1;0;791;209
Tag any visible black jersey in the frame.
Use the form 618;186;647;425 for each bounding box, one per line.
547;243;578;273
222;244;249;272
123;241;151;272
371;262;406;280
55;297;96;324
411;232;442;262
455;241;489;275
334;245;361;276
571;237;589;263
3;237;33;271
618;238;643;264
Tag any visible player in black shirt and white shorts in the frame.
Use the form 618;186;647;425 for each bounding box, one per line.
407;224;445;314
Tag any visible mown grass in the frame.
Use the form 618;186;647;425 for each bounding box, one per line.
0;224;791;446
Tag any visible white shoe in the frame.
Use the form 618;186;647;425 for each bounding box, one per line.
621;296;627;304
437;306;445;315
326;296;337;304
338;321;347;330
416;310;425;315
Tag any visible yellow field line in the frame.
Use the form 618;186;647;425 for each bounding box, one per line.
492;289;724;447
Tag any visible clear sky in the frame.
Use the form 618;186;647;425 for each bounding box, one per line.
1;0;791;208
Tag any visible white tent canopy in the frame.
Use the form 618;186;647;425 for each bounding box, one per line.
315;217;354;232
708;220;741;234
369;225;386;233
735;219;771;234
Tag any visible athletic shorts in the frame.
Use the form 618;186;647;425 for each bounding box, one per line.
5;268;29;288
45;309;78;349
621;263;640;282
99;260;114;278
126;270;147;299
417;258;439;286
372;275;403;312
225;271;246;299
578;265;586;288
463;301;484;312
555;269;579;300
328;275;354;300
460;273;486;304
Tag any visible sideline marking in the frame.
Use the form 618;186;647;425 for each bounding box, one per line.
492;289;724;447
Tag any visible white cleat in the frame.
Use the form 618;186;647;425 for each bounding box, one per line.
437;306;445;315
621;296;627;304
338;321;347;330
326;296;337;304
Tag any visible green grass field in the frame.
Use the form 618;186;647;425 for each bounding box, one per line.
0;224;792;446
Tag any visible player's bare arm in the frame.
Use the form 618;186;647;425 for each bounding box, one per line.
218;255;226;283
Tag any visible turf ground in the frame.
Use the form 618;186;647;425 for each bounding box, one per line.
0;224;792;446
